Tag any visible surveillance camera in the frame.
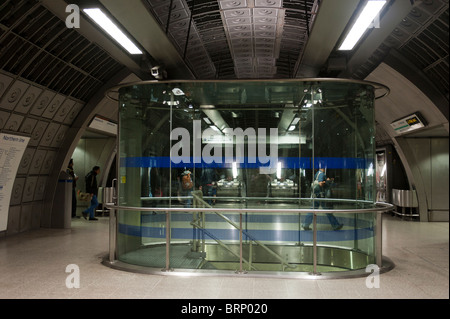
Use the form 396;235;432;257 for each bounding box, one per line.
151;66;166;80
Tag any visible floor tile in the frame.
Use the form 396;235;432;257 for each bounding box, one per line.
0;215;447;300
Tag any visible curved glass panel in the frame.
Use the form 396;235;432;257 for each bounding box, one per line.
115;79;386;273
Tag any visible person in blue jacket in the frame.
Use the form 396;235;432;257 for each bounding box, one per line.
302;168;343;231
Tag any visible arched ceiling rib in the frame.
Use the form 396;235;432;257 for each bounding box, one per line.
0;0;448;235
142;0;319;79
0;0;126;102
338;0;448;105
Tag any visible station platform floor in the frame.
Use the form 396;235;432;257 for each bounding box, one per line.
0;214;448;300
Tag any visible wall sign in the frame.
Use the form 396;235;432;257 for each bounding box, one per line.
390;112;427;134
0;133;30;231
88;116;117;135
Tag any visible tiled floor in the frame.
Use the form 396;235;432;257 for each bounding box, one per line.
0;214;448;299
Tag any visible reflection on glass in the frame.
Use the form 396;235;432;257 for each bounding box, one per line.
116;80;383;273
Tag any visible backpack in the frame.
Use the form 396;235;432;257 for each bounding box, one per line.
181;172;193;190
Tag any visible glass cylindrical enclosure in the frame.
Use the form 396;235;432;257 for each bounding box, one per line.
112;79;391;276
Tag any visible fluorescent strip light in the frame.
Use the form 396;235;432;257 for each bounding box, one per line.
288;125;296;131
83;8;142;54
276;162;282;179
232;162;238;179
210;125;221;132
291;117;300;125
339;0;387;51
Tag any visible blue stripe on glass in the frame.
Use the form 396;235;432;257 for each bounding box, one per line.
140;213;373;229
120;156;372;169
118;223;374;242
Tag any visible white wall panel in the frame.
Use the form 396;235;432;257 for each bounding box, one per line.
6;206;21;235
29;121;49;147
41;151;56;175
54;99;75;123
0;73;14;99
28;150;47;175
0;80;29;111
0;111;10;129
42;94;65;119
19;204;33;233
34;177;47;201
431;138;449;220
23;176;38;203
30;90;56;117
14;86;43;114
3;113;24;132
18;148;36;175
10;178;26;206
19;117;38;135
40;123;60;147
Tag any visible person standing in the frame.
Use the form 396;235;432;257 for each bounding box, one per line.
82;166;100;221
67;159;79;218
179;168;194;208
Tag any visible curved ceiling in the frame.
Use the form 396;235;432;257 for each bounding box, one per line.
0;0;448;232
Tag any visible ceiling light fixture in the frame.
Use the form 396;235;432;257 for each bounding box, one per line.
83;8;143;55
338;0;387;51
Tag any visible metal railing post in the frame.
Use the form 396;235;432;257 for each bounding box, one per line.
312;212;318;275
239;213;244;274
109;207;116;263
376;212;383;267
106;201;393;275
164;210;171;272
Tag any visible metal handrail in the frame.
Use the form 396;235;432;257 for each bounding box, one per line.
106;201;393;214
191;193;297;270
105;78;390;101
105;201;393;275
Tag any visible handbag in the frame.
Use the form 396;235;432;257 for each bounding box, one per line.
78;191;92;201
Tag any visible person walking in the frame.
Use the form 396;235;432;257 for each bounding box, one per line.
82;166;100;221
302;168;343;231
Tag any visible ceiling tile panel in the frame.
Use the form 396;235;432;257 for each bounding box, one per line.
0;110;10;129
63;102;83;125
19;117;38;135
0;80;30;111
50;125;68;148
3;113;24;132
39;123;60;147
14;85;43;114
54;99;76;123
29;89;56;117
41;94;65;119
0;73;14;99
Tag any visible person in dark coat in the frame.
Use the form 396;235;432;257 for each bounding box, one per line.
67;159;79;218
82;166;100;221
